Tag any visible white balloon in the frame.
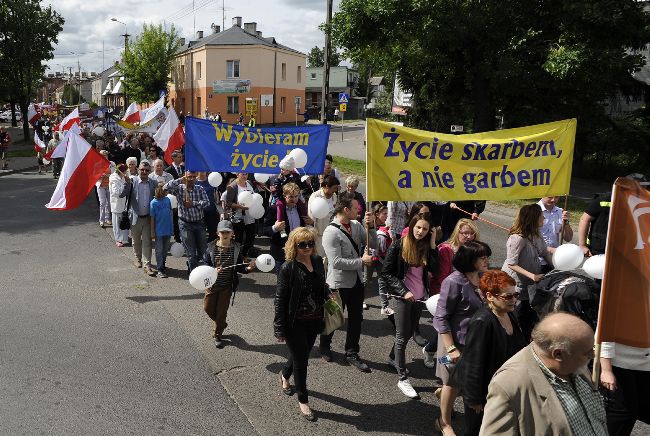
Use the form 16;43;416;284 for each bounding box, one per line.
309;197;330;219
248;204;266;219
43;158;50;165
170;242;185;258
289;148;308;168
552;243;584;271
189;265;219;290
166;193;178;209
208;172;223;187
301;175;310;182
582;254;606;279
255;254;276;273
251;192;264;207
425;294;440;316
254;173;270;183
238;190;254;208
92;126;105;136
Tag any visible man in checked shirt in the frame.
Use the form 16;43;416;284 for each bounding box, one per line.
164;171;210;274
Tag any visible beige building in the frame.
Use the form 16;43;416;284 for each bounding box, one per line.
169;17;306;125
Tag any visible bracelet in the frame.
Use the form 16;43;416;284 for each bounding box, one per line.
446;344;457;353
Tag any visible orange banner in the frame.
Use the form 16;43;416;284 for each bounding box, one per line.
596;178;650;347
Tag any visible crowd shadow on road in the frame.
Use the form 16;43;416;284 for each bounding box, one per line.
308;390;441;435
126;292;204;304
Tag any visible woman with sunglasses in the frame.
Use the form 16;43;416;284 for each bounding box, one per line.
453;270;527;436
380;213;438;399
274;227;331;422
433;240;491;436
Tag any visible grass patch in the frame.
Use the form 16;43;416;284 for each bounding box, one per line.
332;155;365;177
493;196;590;216
7;148;36;158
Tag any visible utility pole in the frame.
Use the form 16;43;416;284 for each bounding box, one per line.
321;0;333;124
222;0;226;30
77;58;81;106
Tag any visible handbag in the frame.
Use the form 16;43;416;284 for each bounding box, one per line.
322;291;344;335
119;182;132;231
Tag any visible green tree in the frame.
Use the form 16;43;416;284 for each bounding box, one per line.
307;46;341;67
332;0;650;142
62;84;80;105
0;0;64;141
119;24;181;104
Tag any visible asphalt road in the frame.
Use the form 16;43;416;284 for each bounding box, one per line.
1;151;647;435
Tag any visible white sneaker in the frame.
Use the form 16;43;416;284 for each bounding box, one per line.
397;379;419;399
380;307;395;316
422;347;436;368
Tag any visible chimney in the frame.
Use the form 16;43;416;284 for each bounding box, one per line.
180;37;185;45
243;22;257;34
196;30;203;39
256;30;263;37
211;23;221;34
232;16;242;27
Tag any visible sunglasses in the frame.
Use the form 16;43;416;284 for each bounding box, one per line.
297;240;316;249
494;292;520;301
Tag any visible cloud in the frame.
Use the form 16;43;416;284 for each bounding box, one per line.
44;0;333;74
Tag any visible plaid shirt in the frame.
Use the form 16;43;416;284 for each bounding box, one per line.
163;178;209;222
386;201;414;239
532;348;607;436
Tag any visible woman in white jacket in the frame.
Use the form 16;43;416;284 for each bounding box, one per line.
109;163;130;247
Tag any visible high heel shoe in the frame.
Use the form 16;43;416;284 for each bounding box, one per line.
299;405;316;422
435;417;453;435
279;372;293;396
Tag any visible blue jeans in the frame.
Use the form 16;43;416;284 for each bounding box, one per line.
155;236;171;272
179;219;207;272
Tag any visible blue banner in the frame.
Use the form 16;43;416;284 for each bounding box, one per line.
184;117;331;174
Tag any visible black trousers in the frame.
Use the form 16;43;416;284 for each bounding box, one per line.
389;298;421;380
283;318;321;404
462;399;484;436
233;221;255;258
204;209;219;242
605;365;650;435
320;279;364;356
514;299;538;342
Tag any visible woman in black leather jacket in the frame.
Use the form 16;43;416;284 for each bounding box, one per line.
380;213;438;399
454;270;527;435
274;226;330;422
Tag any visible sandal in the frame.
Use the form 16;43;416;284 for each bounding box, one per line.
279;372;293;396
435;417;453;435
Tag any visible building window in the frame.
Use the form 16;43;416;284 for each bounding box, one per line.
297;66;302;83
281;63;286;81
180;64;185;80
196;62;201;79
197;97;202;116
227;60;240;78
227;96;239;114
310;73;316;80
280;96;286;113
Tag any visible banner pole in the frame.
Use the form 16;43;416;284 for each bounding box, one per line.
592;343;602;385
559;194;569;245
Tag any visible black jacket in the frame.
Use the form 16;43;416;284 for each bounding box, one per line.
454;307;527;406
164;164;185;180
262;202;307;262
379;238;438;298
273;256;328;338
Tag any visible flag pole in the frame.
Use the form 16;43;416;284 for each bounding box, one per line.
559;194;569;246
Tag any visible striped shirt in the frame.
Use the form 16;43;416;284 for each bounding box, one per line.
212;245;235;288
163;178;209;222
386;201;414;239
532;348;607;436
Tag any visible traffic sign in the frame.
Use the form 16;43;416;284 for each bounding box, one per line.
338;93;349;104
451;125;464;133
339;103;347;112
295;96;302;111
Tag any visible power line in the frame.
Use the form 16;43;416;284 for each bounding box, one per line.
52;48;121;57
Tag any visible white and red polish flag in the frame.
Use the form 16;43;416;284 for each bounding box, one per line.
44;122;81;160
153;106;184;165
141;95;165;125
27;103;41;125
46;131;110;210
122;102;140;124
33;132;46;153
57;108;80;132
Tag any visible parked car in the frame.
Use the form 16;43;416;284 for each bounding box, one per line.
0;110;22;123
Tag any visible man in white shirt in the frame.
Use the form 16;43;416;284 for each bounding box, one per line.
538;196;573;272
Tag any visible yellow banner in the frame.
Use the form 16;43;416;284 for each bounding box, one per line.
366;118;576;201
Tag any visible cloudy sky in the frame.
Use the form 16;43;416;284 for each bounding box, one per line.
45;0;341;75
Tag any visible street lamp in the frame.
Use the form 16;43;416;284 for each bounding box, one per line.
111;18;130;109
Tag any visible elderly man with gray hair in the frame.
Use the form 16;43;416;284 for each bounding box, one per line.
150;159;173;185
480;312;606;436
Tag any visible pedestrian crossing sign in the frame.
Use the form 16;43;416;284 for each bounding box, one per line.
338;93;349;104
